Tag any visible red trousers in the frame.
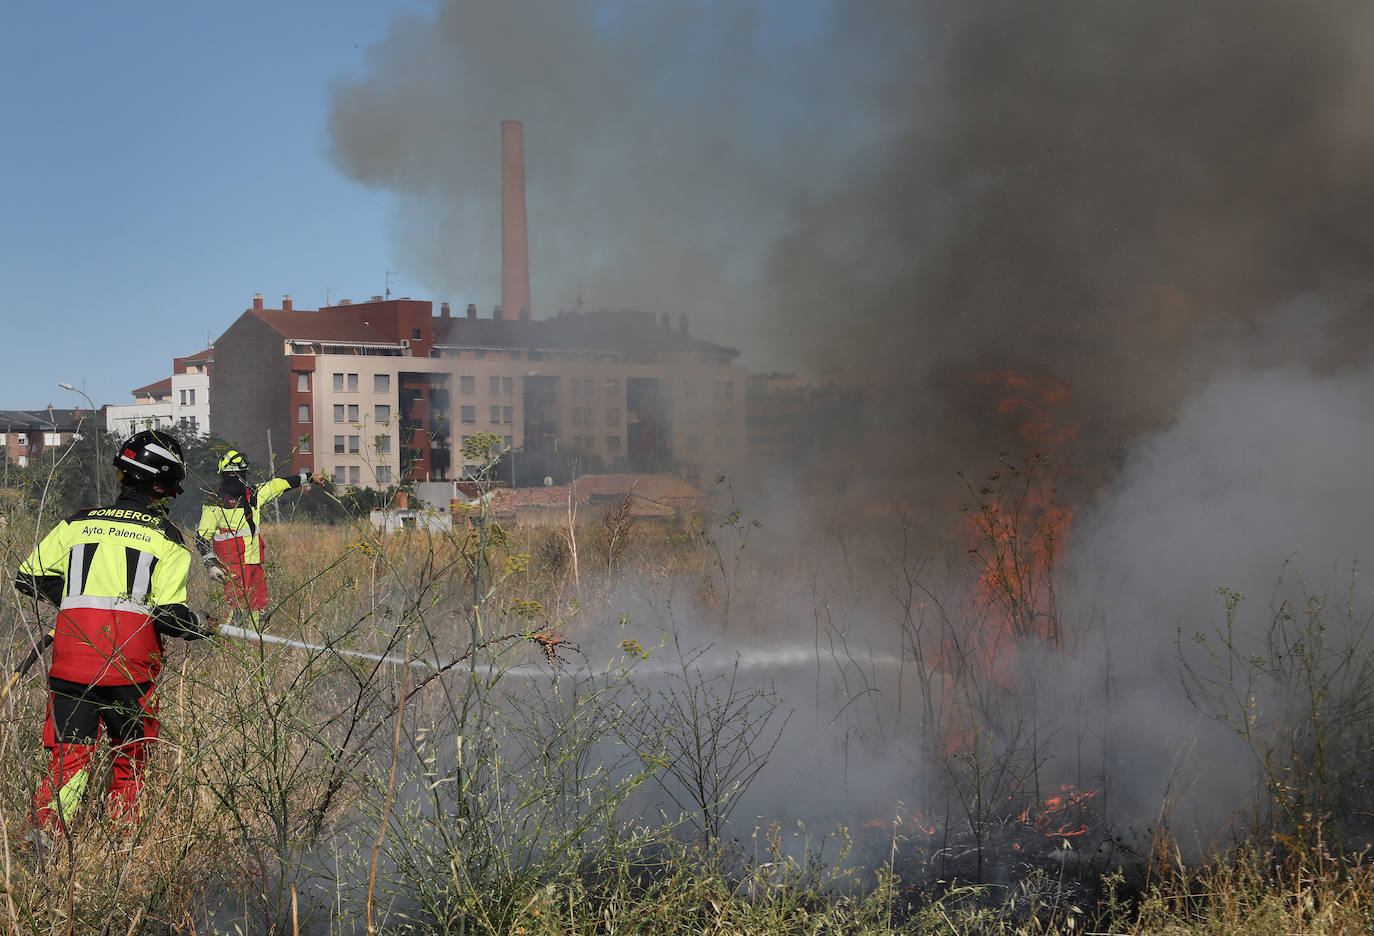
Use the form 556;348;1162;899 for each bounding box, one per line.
214;536;269;611
35;678;157;828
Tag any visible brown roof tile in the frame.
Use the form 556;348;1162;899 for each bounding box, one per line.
132;377;173;395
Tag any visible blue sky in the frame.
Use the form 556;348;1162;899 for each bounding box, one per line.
1;0;853;412
2;1;440;409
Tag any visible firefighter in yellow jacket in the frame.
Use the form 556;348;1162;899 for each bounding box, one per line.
15;430;217;830
196;449;312;626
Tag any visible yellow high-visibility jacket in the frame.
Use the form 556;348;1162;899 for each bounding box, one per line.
196;475;305;567
15;491;207;685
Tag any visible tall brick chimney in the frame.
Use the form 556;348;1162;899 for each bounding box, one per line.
501;120;530;323
282;294;293;313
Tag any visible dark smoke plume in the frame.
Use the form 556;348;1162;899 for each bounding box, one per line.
318;0;1374;865
772;1;1374;487
327;0;1374;504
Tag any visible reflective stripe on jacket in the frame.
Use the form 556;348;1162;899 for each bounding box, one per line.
196;477;293;566
16;497;195;686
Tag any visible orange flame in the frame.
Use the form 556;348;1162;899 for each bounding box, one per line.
862;809;938;837
966;370;1079;648
1019;784;1099;838
932;370;1080;755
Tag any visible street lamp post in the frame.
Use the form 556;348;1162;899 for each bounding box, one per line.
58;382;103;502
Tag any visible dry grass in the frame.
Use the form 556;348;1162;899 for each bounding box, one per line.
0;508;1372;934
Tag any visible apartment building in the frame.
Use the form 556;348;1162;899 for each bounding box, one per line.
211;294;747;489
106;348;214;437
0;407;98;469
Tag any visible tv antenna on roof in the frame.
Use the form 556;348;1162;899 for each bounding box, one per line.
385;271;396;298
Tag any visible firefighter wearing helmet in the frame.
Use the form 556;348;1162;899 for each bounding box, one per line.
14;429;217;835
196;448;313;627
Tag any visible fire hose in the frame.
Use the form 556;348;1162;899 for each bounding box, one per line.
214;623;566;673
216;622;441;669
1;622;564;705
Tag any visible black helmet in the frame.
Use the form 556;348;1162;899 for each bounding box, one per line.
114;430;186;495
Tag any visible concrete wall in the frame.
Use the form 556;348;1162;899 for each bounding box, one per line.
210;311;292;472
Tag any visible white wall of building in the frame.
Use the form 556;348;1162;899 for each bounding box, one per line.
172;372;210;435
106;402;174;438
307;352;746;490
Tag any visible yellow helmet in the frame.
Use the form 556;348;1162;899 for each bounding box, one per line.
217;450;250;474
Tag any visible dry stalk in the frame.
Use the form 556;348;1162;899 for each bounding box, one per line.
566;489;580;594
308;628;576;836
367;635;410;935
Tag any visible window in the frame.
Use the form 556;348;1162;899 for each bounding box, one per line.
606;435;620;452
683;381;700;400
335;465;346;482
571;407;582;427
375;404;390;423
460;405;476;424
16;434;27;445
179;390;187;405
376;435;391;454
188;389;195;405
713;380;734;401
348;465;360;485
333;404;345;423
460;376;475;394
606;407;620;426
490;405;501;423
714;409;734;427
0;434;6;445
348;435;360;454
297;372;311;392
333;373;344;392
374;373;390;393
503;435;512;448
489;376;501;394
411;328;422;339
570;377;582;395
334;436;346;454
298;436;311;454
687;435;700;454
502;376;513;395
502;406;512;424
45;432;60;446
298;404;310;423
347;404;359;422
376;465;392;484
347;373;359;392
604;378;619;395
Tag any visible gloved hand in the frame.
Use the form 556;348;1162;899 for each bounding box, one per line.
194;611;220;637
207;565;226;584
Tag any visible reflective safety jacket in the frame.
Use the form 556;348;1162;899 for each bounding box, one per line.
196;475;304;567
15;491;208;686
